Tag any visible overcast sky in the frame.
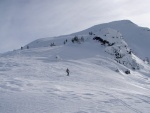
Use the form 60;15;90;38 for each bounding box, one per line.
0;0;150;53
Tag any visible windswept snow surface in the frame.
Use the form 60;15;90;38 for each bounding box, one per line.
0;20;150;113
0;42;150;113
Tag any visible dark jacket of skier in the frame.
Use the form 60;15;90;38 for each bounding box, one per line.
66;68;69;76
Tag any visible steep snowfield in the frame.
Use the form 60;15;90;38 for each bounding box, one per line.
0;20;150;113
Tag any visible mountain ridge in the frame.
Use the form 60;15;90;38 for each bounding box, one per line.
24;20;150;61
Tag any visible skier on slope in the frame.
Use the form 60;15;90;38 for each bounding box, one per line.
66;68;69;76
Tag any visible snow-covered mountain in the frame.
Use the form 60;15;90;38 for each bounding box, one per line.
0;20;150;113
26;20;150;59
23;20;150;71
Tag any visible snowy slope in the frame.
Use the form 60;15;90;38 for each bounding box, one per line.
0;20;150;113
0;44;150;113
